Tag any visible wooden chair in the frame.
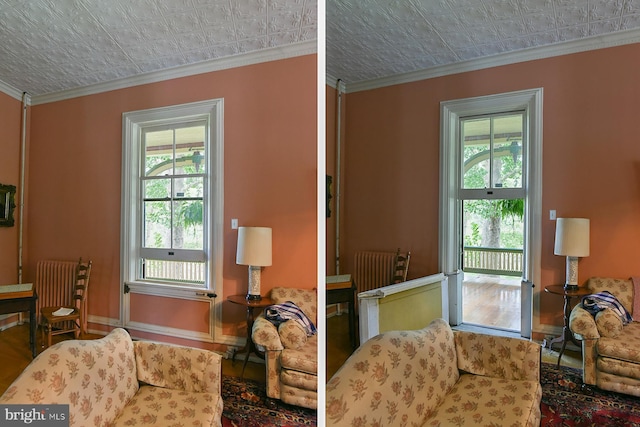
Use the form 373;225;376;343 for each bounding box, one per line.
392;248;411;283
40;258;92;348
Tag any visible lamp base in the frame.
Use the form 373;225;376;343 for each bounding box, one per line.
246;265;262;301
564;256;580;292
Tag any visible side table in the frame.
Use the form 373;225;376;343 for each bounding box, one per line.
326;275;357;349
544;284;591;367
0;287;38;358
227;294;273;378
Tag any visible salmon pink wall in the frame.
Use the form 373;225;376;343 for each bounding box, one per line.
0;92;22;285
334;43;640;333
129;294;209;332
23;54;317;348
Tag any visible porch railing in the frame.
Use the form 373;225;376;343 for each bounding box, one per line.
463;246;523;277
144;260;205;284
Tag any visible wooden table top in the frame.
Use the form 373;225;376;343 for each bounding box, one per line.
544;284;592;297
227;294;273;307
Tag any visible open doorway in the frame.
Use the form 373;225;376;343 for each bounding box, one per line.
458;113;525;333
462;199;523;331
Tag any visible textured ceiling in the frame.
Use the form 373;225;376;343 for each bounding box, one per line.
4;1;639;98
327;0;640;85
0;0;317;97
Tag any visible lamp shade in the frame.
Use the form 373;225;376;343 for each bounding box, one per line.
554;218;590;257
236;226;272;267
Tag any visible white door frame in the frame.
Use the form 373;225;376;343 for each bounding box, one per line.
439;88;543;338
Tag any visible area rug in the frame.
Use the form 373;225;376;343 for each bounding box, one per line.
221;375;317;427
541;363;640;426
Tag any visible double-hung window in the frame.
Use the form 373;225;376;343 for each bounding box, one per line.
141;120;207;285
122;99;223;295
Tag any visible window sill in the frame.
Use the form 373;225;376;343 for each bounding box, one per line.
124;280;214;300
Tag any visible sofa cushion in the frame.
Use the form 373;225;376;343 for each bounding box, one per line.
280;335;317;375
0;328;138;426
596;370;640;397
598;357;640;381
598;321;640;363
427;374;542;427
134;340;222;394
280;383;317;409
111;385;222;427
278;319;308;349
587;277;634;315
596;309;624;338
454;330;541;381
281;368;317;391
270;287;317;324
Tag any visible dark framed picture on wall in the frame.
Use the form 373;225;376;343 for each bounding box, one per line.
0;183;16;227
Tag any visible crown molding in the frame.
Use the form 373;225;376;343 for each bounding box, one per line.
0;79;27;103
22;40;316;106
343;28;640;93
326;73;337;88
325;74;346;92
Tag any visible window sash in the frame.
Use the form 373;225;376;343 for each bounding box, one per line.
141;176;205;252
122;99;223;292
140;247;206;262
142;120;207;178
460;111;525;191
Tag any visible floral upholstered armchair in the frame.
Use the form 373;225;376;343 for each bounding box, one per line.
326;318;542;426
569;277;640;396
252;287;318;409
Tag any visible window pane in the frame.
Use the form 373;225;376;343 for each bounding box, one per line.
143;178;170;199
144;259;205;285
462;114;523;190
144;200;171;248
462;118;490;189
173;200;204;249
174;177;203;198
145;129;174;176
492;115;523;189
175;125;206;174
463;199;524;250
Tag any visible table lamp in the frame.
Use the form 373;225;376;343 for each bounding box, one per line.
554;218;590;291
236;226;272;301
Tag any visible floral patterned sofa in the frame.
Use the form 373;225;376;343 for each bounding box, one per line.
251;287;317;409
569;277;640;397
0;328;223;426
326;318;542;426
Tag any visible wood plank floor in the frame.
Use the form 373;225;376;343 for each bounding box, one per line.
463;273;521;331
0;323;265;395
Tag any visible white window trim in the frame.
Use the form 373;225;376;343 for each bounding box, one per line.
120;99;224;339
439;88;543;337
